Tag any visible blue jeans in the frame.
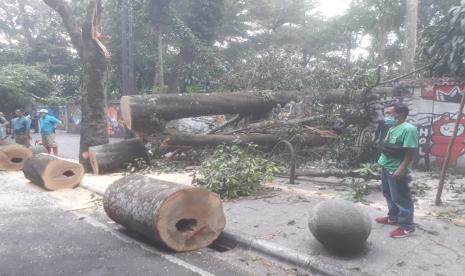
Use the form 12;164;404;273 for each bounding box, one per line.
380;167;415;230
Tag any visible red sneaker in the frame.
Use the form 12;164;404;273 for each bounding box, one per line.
375;217;398;225
390;227;415;238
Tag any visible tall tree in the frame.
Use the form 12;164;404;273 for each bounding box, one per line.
401;0;418;73
43;0;110;169
121;0;136;95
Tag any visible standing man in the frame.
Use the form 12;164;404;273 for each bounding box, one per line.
11;109;31;147
376;103;419;238
38;109;61;156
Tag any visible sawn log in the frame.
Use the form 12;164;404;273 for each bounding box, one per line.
103;175;226;252
0;144;33;171
23;153;85;190
88;138;147;174
120;91;302;134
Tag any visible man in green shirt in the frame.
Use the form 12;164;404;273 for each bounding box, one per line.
376;103;418;238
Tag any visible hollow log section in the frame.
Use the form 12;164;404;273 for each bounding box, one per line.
0;144;33;171
103;175;226;252
160;133;328;149
88;138;147;174
23;153;85;190
120;91;302;134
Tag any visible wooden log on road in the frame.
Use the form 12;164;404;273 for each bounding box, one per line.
103;175;226;252
88;138;148;174
120;91;302;134
0;144;33;171
23;154;84;190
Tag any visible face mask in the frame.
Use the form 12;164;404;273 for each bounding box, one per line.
384;116;397;126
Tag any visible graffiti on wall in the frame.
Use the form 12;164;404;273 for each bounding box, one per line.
430;114;465;167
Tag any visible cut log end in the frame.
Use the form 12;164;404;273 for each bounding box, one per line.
0;144;33;171
42;159;85;190
120;96;132;130
103;175;226;252
157;188;225;252
23;154;85;190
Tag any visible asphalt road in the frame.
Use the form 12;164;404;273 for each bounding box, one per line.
0;170;301;276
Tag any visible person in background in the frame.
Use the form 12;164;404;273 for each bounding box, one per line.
0;112;9;143
11;109;31;147
38;109;61;156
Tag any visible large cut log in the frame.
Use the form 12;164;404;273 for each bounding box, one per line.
120;91;302;134
88;138;147;174
0;144;33;171
161;133;327;149
23;154;85;190
103;175;226;252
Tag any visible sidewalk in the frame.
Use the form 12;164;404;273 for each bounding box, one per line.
80;170;465;276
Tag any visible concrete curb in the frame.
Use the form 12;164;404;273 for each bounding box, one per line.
218;230;351;276
79;182;350;276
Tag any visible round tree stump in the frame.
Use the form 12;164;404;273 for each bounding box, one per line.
88;138;147;174
0;144;33;171
103;175;226;252
23;154;85;190
308;199;371;252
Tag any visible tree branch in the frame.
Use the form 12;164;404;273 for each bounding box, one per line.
42;0;83;55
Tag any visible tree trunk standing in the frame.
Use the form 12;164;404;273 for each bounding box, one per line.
157;30;164;92
376;11;388;78
121;0;136;95
127;1;136;93
401;0;418;74
121;0;129;94
43;0;110;170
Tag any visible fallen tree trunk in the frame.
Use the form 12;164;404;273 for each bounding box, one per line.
161;133;327;148
120;91;302;134
23;153;85;190
103;175;226;252
88;138;147;174
0;144;33;171
279;168;379;180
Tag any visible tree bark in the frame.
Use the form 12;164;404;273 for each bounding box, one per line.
103;175;226;252
43;0;110;171
121;0;136;95
161;133;327;149
0;144;32;171
401;0;418;74
23;153;84;190
120;91;302;134
88;138;148;174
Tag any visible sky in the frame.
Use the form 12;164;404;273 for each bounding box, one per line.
315;0;352;18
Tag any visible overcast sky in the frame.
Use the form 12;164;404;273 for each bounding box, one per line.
315;0;352;17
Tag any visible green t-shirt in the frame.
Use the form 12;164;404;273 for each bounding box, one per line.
378;122;419;172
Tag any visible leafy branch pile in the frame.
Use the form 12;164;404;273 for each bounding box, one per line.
193;144;278;199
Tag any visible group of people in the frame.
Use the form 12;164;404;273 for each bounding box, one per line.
0;109;61;156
